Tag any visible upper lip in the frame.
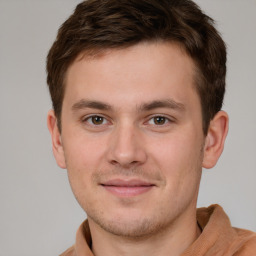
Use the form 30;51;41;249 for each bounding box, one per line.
101;179;155;187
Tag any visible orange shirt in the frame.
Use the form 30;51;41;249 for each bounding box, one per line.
60;205;256;256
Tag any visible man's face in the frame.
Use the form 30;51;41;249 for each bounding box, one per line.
56;42;206;237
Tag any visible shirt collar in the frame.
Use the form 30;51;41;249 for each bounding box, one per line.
74;205;237;256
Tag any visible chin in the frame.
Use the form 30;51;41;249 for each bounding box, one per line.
88;211;169;239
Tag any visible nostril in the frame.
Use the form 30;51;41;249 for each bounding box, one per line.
110;159;119;165
109;159;140;168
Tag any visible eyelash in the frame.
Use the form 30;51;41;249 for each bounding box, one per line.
147;115;172;126
82;114;174;127
83;115;110;126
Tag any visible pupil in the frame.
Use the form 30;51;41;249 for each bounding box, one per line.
154;116;165;125
92;116;103;125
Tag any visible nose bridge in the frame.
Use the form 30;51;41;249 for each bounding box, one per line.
108;121;146;167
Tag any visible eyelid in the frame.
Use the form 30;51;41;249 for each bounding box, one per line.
80;113;175;127
146;114;175;126
82;114;112;126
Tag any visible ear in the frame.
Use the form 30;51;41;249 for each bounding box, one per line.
47;110;66;169
202;111;229;169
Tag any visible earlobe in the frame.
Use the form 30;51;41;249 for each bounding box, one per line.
202;111;229;169
47;110;66;169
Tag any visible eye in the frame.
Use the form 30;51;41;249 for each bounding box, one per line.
85;115;108;125
148;116;170;126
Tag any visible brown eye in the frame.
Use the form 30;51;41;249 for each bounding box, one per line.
153;116;167;125
87;116;106;125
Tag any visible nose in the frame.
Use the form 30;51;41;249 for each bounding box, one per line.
107;123;147;168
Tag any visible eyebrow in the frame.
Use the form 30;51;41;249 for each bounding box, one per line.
139;99;185;112
71;99;185;112
72;99;112;111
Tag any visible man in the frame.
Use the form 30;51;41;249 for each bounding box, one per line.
46;0;256;255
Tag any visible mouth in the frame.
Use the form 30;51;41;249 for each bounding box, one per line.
100;179;155;197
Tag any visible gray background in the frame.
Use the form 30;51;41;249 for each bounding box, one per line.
0;0;255;255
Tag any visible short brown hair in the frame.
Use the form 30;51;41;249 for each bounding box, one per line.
47;0;226;134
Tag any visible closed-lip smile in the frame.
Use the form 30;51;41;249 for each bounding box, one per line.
101;179;155;197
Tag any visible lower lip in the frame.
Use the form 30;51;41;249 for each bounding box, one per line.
102;185;154;197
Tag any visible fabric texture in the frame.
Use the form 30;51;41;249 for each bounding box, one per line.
59;205;256;256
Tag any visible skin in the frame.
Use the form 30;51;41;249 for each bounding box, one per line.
48;42;228;256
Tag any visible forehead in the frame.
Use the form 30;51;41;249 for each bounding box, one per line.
64;42;199;110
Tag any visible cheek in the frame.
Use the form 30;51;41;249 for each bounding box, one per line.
62;135;107;196
150;132;202;165
64;144;102;212
63;133;106;168
148;132;203;188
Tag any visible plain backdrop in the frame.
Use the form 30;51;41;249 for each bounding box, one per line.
0;0;255;255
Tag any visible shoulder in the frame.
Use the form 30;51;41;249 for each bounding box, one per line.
59;245;76;256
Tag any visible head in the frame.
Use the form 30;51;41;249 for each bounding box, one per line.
47;0;226;135
47;0;228;239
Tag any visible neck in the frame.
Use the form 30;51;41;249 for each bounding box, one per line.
88;208;201;256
